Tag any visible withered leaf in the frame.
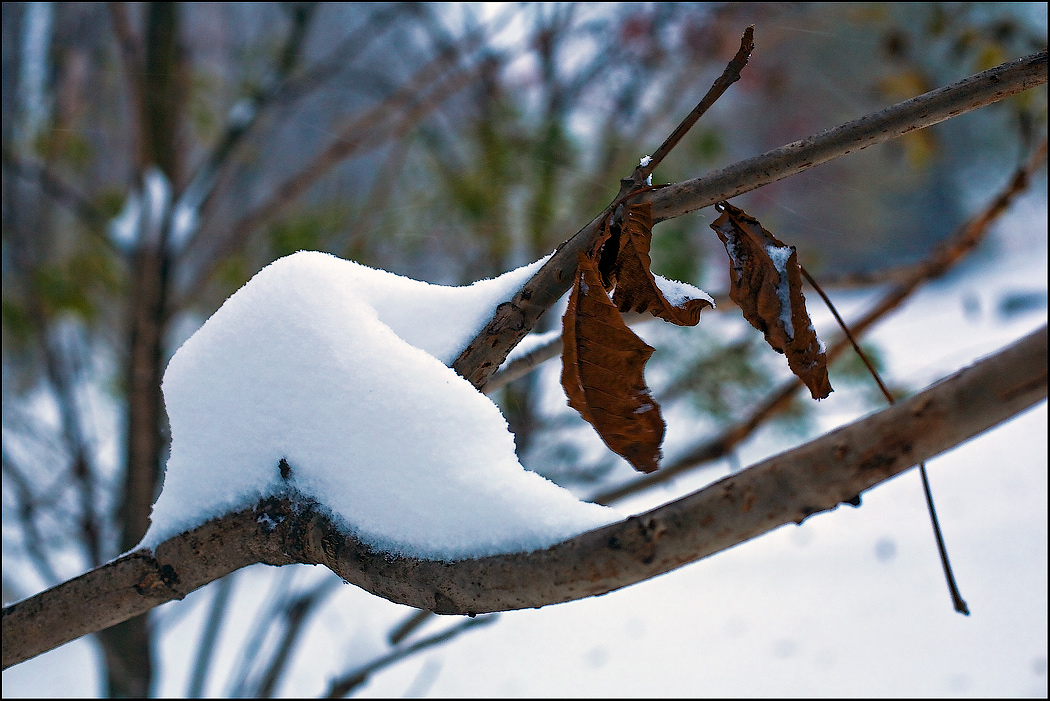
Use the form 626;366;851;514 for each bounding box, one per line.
610;202;714;326
709;202;833;400
562;252;664;473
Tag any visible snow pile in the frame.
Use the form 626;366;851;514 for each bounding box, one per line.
142;251;620;560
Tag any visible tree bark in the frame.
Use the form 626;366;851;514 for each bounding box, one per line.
5;325;1044;669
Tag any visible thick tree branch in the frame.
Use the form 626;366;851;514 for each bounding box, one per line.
2;500;296;669
452;50;1047;390
5;326;1044;668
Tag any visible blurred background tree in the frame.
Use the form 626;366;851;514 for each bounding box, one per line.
2;2;1045;696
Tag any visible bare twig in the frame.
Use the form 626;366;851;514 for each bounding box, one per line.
1;156;110;236
634;26;754;184
325;615;499;698
173;38;486;310
170;2;322;257
1;454;63;588
186;574;235;698
251;579;340;698
106;2;146;176
640;51;1047;223
3;51;1045;674
226;568;296;697
387;607;434;646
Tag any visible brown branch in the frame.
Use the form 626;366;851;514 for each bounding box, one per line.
640;50;1047;222
387;607;434;646
3;43;1045;678
634;25;754;184
593;137;1047;504
185;573;235;698
450;50;1047;392
1;156;111;237
2;499;296;669
107;2;147;175
1;454;63;588
293;326;1049;615
487;134;1046;400
5;326;1044;668
251;579;340;698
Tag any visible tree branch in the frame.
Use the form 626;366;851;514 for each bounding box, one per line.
592;136;1048;504
641;50;1047;222
634;25;754;184
5;326;1044;668
451;50;1047;390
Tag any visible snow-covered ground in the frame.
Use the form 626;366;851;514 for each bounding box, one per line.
2;191;1045;697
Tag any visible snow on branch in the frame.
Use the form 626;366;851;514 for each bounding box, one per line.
4;325;1045;668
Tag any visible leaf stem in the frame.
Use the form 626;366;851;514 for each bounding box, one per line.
800;266;969;615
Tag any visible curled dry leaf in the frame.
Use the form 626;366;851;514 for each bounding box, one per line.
610;203;714;326
709;202;833;400
562;253;664;473
561;202;714;473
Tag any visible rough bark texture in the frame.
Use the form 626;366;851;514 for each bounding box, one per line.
3;51;1045;677
298;326;1047;614
7;326;1042;668
2;498;297;669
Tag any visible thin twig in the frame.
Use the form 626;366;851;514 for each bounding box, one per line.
173;37;486;310
1;454;63;588
106;2;147;176
387;608;434;646
227;569;296;697
324;615;499;698
171;2;321;257
1;157;111;236
635;26;754;184
641;50;1047;223
186;574;235;697
252;579;340;698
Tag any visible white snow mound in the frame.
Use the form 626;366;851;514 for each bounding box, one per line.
142;251;620;560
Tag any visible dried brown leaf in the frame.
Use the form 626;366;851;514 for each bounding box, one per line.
611;202;714;326
562;252;664;473
710;202;833;400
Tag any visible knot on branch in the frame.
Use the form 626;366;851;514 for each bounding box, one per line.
133;559;182;598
